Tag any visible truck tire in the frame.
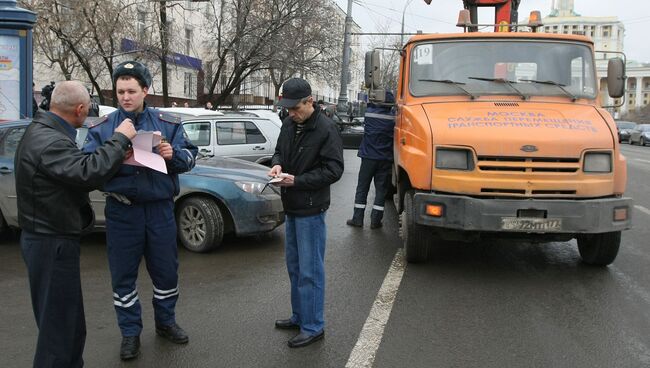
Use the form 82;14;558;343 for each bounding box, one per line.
402;191;432;263
577;231;621;266
177;197;224;253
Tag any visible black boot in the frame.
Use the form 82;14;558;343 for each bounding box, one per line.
370;208;384;229
120;335;140;360
156;323;189;344
346;207;365;227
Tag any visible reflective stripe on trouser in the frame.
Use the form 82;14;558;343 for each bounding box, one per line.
105;197;179;336
284;212;327;335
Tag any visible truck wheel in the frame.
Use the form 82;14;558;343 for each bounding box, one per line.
176;197;224;253
577;231;620;266
402;191;432;263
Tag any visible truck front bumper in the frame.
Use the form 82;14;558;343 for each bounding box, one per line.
413;193;633;234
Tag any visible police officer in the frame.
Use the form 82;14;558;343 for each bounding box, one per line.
83;61;198;361
346;92;395;229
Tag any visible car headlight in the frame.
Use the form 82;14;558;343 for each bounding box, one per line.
235;181;267;195
435;148;474;170
583;152;611;173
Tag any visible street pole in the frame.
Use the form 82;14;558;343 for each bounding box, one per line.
401;0;414;47
336;0;353;117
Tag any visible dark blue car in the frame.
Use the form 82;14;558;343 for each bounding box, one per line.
0;119;284;253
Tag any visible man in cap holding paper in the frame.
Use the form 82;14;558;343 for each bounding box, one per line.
268;78;343;348
83;61;197;361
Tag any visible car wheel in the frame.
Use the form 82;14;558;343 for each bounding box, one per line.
641;137;646;146
577;231;620;266
176;197;224;253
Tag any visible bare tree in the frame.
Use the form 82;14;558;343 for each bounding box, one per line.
267;0;342;108
367;24;401;94
22;0;139;105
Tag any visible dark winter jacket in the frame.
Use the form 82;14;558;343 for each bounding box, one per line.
271;104;344;216
358;93;395;161
15;111;131;236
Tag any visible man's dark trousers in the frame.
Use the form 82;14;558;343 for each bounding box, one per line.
21;230;86;368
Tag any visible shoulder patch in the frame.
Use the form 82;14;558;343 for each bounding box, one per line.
158;112;181;124
87;115;108;128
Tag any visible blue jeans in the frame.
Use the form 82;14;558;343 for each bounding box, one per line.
284;212;327;335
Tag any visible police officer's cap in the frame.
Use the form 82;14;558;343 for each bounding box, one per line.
113;61;152;88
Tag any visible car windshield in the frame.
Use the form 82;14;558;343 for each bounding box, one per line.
616;122;637;130
640;125;650;132
410;40;597;99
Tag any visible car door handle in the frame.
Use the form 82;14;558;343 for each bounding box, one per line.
252;146;265;150
199;148;212;153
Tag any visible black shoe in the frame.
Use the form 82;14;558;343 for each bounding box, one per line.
346;219;363;227
288;330;325;348
275;318;300;330
156;323;189;344
120;336;140;361
370;222;382;229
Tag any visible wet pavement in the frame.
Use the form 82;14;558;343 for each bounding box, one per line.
1;146;650;367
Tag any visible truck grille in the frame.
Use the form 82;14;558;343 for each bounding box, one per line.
477;156;580;173
476;156;579;197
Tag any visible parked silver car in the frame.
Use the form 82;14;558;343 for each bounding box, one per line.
629;123;650;146
159;108;280;166
0;119;284;253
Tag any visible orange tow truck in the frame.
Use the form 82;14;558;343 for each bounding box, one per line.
365;0;632;265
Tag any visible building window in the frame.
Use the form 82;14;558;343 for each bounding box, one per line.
603;25;611;38
563;25;570;34
185;28;192;55
184;72;196;98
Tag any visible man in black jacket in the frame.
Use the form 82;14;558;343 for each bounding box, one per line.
15;80;136;368
269;78;344;348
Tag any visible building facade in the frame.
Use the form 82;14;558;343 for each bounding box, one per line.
32;0;364;109
541;0;650;118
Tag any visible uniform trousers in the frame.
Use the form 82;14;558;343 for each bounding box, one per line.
105;198;179;337
21;230;85;368
352;158;392;223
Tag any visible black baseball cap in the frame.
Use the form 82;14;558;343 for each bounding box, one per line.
278;78;312;108
113;61;152;88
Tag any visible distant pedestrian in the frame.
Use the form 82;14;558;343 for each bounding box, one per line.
171;101;178;107
269;78;343;348
346;91;395;229
16;80;136;367
183;102;190;108
205;101;213;110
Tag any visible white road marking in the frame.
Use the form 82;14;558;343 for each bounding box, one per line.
346;249;405;368
635;159;650;164
635;205;650;216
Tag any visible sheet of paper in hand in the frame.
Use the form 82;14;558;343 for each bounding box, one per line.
124;131;168;174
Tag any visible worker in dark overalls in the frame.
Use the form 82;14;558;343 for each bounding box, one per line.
346;92;395;229
83;61;197;361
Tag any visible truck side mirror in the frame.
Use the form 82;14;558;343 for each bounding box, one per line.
365;50;381;89
607;58;625;98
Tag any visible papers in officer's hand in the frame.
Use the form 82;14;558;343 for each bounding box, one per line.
124;131;168;174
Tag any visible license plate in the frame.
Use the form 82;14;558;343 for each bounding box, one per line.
500;217;562;232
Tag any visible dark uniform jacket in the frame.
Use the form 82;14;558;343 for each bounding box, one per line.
272;105;344;216
15;111;131;236
83;105;197;203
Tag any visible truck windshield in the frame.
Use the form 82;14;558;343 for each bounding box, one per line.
410;40;597;100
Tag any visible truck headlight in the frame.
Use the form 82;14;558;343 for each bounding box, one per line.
435;148;474;170
583;152;611;173
235;181;266;194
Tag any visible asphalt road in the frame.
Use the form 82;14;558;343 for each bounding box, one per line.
1;146;649;368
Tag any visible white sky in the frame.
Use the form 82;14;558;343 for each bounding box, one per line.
335;0;650;63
